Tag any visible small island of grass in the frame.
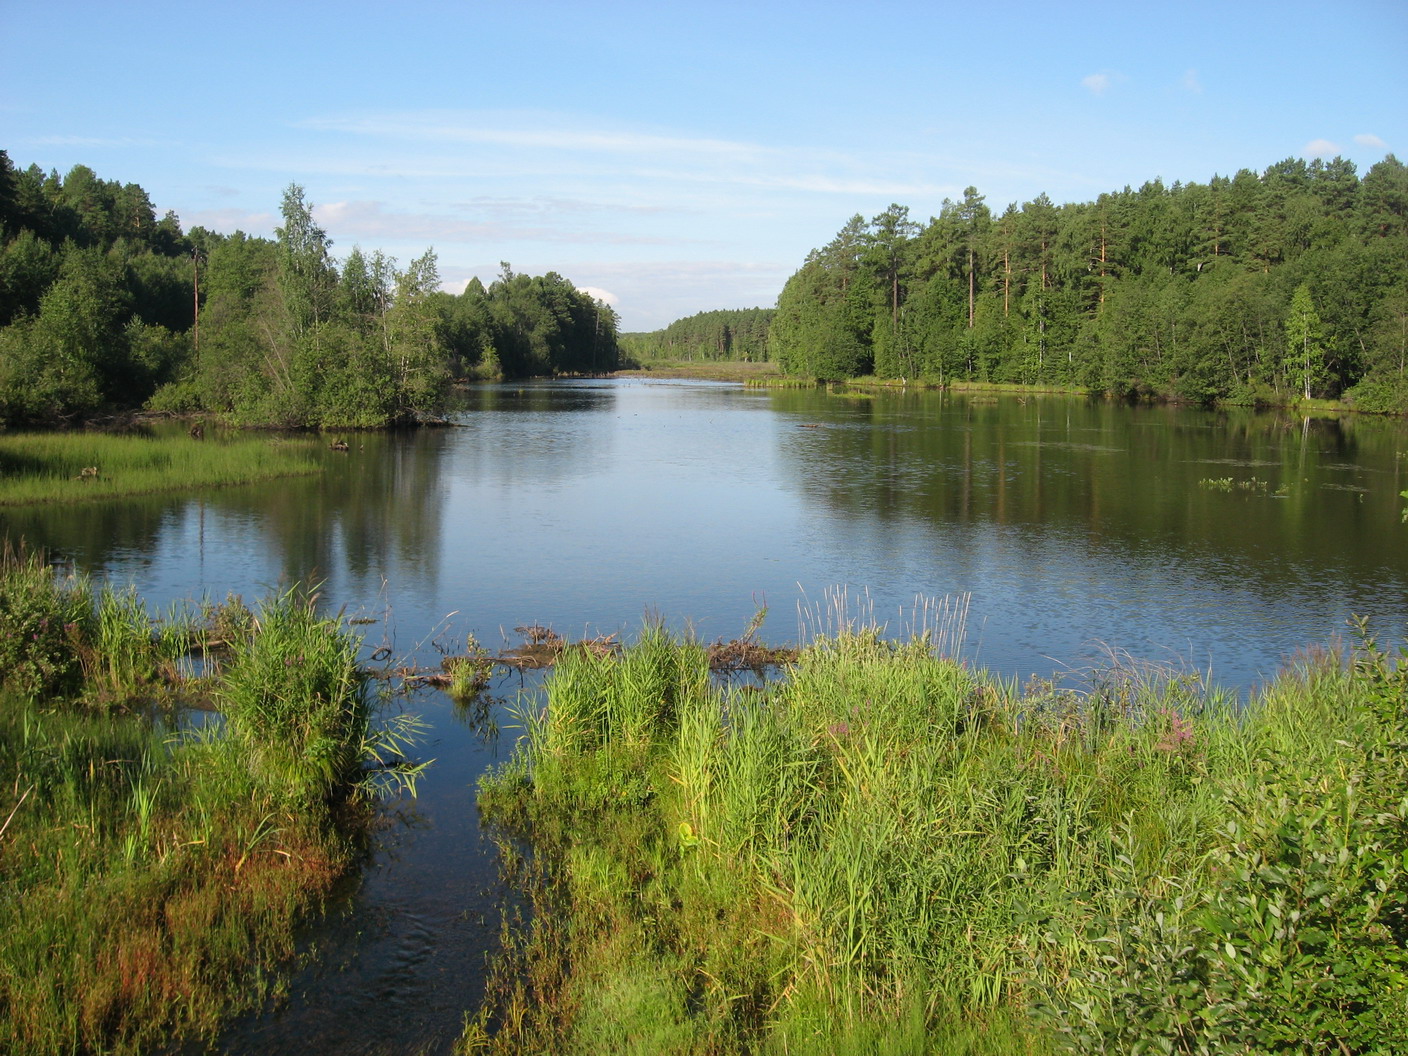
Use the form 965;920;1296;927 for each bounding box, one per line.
0;430;322;506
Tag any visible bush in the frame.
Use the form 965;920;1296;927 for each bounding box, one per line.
0;546;93;700
1041;631;1408;1055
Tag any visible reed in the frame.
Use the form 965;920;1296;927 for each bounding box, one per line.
0;430;320;506
0;551;423;1054
469;611;1408;1055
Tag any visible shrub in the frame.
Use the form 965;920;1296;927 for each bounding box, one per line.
0;545;93;701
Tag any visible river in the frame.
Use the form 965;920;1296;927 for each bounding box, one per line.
6;378;1407;1052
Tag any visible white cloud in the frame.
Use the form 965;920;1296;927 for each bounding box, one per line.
1181;68;1202;93
1354;133;1388;149
576;285;619;306
1081;73;1111;95
1303;138;1341;158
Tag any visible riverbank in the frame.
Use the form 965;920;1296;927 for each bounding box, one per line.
466;618;1408;1055
0;430;322;506
742;371;1398;416
0;552;424;1054
614;360;784;382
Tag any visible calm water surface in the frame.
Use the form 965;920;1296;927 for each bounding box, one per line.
6;378;1407;1052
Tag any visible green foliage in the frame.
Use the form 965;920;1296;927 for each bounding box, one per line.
626;307;775;363
0;544;93;699
0;161;621;428
772;155;1408;407
0;559;427;1054
1040;632;1408;1054
217;586;370;804
1285;282;1329;400
0;163;193;423
472;616;1408;1055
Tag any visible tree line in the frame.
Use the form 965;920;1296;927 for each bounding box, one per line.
0;153;621;428
766;155;1408;411
622;307;774;363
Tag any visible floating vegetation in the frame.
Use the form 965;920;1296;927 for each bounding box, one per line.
1198;476;1288;494
743;376;824;389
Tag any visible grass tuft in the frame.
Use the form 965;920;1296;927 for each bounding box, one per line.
0;549;426;1054
468;608;1408;1055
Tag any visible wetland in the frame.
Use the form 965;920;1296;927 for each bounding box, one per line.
3;377;1407;1053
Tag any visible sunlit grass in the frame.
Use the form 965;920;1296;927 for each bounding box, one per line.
468;609;1408;1055
0;549;425;1054
0;430;320;506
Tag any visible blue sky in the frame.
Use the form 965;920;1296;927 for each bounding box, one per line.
2;0;1405;330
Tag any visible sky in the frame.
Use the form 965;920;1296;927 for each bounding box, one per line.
2;1;1405;332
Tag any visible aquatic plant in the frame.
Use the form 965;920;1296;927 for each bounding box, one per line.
0;555;426;1054
0;430;320;507
468;614;1408;1055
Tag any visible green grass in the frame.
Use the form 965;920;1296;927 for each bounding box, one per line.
0;429;320;506
0;548;424;1054
945;379;1090;396
467;613;1408;1055
617;361;784;383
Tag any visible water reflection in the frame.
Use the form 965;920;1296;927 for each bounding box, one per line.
4;379;1408;1054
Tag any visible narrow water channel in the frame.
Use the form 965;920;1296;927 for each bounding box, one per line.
193;673;525;1055
8;379;1407;1052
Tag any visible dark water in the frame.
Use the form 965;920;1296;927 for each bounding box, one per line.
6;379;1408;1051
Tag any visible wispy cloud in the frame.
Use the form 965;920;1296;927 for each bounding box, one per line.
1081;72;1113;95
315;198;684;247
455;195;674;220
1354;133;1388;149
29;133;162;148
179;207;277;233
1181;68;1202;93
299;110;765;162
279;109;957;201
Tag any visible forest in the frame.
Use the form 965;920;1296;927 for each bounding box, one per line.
0;152;621;429
768;155;1408;411
622;307;774;363
5;151;1408;424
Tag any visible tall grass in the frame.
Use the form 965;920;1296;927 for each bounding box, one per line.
0;549;423;1054
468;611;1408;1055
0;430;320;506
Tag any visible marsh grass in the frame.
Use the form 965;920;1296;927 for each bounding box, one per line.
0;430;320;506
468;610;1408;1055
0;551;422;1054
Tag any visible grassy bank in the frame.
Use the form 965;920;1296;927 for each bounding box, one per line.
616;361;784;383
0;430;320;506
466;616;1408;1054
0;549;422;1054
